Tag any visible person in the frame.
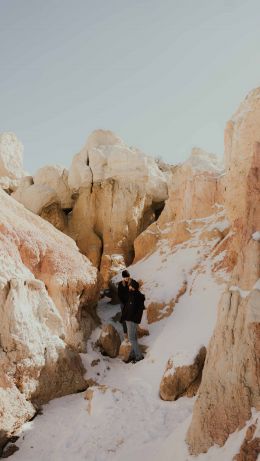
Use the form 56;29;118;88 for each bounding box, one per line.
122;279;145;363
117;270;131;339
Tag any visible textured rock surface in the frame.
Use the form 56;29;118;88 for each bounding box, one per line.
98;324;121;358
34;165;72;209
146;282;187;324
12;183;59;214
233;419;260;461
67;130;168;285
0;189;100;445
8;130;168;285
160;347;206;401
186;88;260;455
0;132;24;179
118;340;132;362
12;165;72;219
134;148;224;262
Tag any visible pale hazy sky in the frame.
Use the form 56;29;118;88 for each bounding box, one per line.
1;0;260;173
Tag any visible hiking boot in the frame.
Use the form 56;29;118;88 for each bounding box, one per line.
132;356;144;363
124;356;135;364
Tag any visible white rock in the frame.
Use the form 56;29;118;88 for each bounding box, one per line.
68;129;168;202
34;165;72;208
0;132;24;179
68;148;93;191
12;183;59;214
186;147;224;173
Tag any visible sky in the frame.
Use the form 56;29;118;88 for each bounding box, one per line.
1;0;260;173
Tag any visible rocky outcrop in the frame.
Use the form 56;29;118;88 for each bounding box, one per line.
118;340;132;362
98;324;121;358
160;347;206;401
0;189;100;446
159;147;223;225
12;164;72;221
67;130;168;285
186;88;260;455
134;148;224;262
34;165;72;209
13;183;59;214
233;419;260;461
0;132;25;180
146;282;187;324
9;130;168;286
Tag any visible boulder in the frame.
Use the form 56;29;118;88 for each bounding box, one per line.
233;419;260;461
98;324;121;358
34;165;73;209
0;132;24;179
146;301;174;324
160;347;206;401
40;202;67;232
12;183;59;214
137;326;149;338
118;340;132;362
146;282;187;324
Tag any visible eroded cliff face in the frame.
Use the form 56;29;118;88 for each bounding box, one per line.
0;189;100;447
134;147;225;262
186;88;260;455
11;130;168;286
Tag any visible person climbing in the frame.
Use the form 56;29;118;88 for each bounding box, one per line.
117;269;131;339
121;279;145;364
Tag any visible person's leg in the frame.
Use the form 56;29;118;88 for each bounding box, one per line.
131;323;143;361
120;304;128;337
126;321;136;360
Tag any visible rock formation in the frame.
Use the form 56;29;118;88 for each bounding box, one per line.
186;88;260;454
0;188;100;448
233;418;260;461
0;132;27;194
9;130;168;286
0;132;25;180
98;324;121;358
67;130;168;285
160;346;206;401
134;147;224;262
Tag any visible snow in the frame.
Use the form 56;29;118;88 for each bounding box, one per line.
10;210;247;461
229;285;250;298
252;231;260;241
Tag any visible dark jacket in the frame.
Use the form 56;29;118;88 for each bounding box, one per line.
122;290;145;324
117;280;130;305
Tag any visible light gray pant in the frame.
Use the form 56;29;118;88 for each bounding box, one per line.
126;321;143;360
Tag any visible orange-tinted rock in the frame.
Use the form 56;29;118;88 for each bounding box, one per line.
98;324;121;358
146;301;174;324
0;189;100;446
137;326;149;338
233;420;260;461
146;281;187;324
160;347;206;401
186;88;260;455
118;340;132;362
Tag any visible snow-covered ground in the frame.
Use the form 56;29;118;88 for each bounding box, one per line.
9;212;254;461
